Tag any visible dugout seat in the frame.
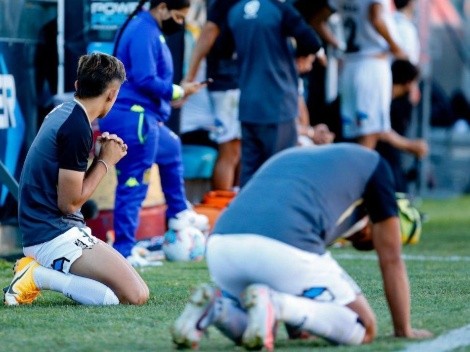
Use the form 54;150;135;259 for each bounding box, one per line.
182;145;218;204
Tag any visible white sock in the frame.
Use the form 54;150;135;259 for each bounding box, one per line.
272;291;365;345
34;266;119;305
212;297;248;345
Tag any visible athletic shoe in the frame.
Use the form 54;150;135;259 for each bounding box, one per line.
285;323;317;340
126;247;163;267
4;257;40;305
168;209;209;233
171;283;218;349
242;284;277;351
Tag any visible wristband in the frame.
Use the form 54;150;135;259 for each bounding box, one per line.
172;84;185;101
97;159;109;174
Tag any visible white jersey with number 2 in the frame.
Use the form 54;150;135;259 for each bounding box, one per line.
329;0;398;58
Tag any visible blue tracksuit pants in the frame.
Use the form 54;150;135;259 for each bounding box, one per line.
99;105;187;257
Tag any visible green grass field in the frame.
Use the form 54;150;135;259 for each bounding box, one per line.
1;196;469;352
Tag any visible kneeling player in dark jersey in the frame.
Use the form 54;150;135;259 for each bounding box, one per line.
171;143;432;350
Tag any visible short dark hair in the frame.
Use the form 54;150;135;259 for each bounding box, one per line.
75;53;126;99
394;0;412;10
392;59;419;85
351;237;375;251
150;0;190;10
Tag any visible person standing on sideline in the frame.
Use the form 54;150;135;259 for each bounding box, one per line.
205;27;241;191
393;0;420;66
327;0;407;149
98;0;209;264
171;143;433;350
183;0;323;187
226;0;322;186
392;0;421;116
4;53;149;306
190;0;242;192
181;0;241;192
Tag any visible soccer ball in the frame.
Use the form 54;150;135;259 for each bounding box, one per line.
396;193;422;245
162;226;206;262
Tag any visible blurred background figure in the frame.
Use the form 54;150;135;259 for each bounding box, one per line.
179;0;241;193
327;0;407;150
393;0;420;65
376;59;424;193
204;0;241;192
225;0;322;187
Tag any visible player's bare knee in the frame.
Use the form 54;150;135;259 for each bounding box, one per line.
124;285;149;305
135;286;150;305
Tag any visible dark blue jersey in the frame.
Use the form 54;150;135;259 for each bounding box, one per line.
19;100;91;246
227;0;321;123
206;0;239;92
213;144;398;254
207;0;239;27
206;0;324;95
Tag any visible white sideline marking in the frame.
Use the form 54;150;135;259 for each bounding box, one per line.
401;324;470;352
335;253;470;262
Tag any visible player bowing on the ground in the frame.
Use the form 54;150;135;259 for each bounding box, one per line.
171;143;432;350
4;53;149;306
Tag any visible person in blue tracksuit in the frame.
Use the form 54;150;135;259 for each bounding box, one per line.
99;0;208;262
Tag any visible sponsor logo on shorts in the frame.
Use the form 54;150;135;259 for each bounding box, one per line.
52;257;70;272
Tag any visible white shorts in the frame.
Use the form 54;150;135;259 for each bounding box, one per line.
209;89;241;144
180;86;215;134
24;226;99;273
340;57;392;139
207;234;361;305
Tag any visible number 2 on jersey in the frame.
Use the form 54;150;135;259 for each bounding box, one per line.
343;17;360;53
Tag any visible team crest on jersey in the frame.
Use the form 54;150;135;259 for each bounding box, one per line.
244;0;260;19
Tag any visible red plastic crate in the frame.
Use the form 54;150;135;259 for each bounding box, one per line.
86;204;167;242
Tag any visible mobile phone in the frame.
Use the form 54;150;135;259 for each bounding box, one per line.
199;78;214;85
